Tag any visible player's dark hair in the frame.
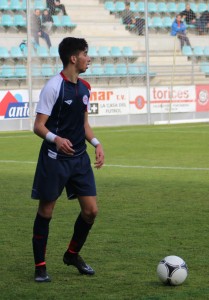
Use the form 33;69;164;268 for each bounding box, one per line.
58;37;88;68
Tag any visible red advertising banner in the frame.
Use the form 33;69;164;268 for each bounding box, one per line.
196;85;209;112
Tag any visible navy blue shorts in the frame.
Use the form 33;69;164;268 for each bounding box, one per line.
31;144;96;202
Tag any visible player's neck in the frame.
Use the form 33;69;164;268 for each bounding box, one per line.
62;69;78;84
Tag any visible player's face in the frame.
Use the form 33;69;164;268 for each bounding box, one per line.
76;49;91;74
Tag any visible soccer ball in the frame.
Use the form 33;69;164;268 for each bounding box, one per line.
157;255;188;286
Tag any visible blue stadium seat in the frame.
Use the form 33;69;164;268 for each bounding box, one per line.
98;46;110;57
21;0;26;10
151;17;163;29
203;47;209;57
37;46;49;58
110;46;122;58
42;64;54;77
49;46;59;58
122;46;133;57
32;65;42;77
52;15;62;28
10;47;24;59
129;2;137;13
177;3;185;12
0;0;9;10
136;2;144;13
147;17;152;28
189;3;197;13
1;14;13;27
91;64;104;76
198;3;207;13
15;65;27;78
104;64;116;76
10;0;22;11
182;46;193;57
115;2;125;13
0;47;10;59
61;16;76;28
34;0;46;10
158;2;167;14
139;64;156;77
128;64;139;75
193;46;204;57
0;65;14;78
148;2;157;14
88;47;98;58
163;16;173;28
104;1;115;13
115;63;127;75
200;62;209;75
23;46;36;58
13;15;26;27
167;2;177;14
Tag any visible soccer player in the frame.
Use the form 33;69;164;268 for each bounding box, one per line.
31;37;104;282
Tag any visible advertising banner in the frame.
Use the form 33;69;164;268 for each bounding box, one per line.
89;88;129;115
0;85;208;120
195;85;209;112
150;86;196;113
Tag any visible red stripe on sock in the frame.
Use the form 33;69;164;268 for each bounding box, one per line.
68;249;78;254
35;262;46;267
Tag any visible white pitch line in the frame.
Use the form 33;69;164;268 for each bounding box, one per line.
104;164;209;171
0;160;208;171
0;135;33;139
0;160;36;164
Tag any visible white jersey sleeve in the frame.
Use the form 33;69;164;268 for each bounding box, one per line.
36;74;63;116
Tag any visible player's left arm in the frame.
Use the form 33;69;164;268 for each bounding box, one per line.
84;111;104;169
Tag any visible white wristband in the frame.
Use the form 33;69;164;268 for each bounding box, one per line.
45;132;57;143
90;137;100;147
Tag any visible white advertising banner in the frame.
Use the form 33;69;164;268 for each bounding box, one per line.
150;86;196;113
89;88;129;116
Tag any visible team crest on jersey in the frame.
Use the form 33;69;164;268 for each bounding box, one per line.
83;95;88;105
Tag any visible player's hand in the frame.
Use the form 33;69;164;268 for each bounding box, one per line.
54;136;75;155
94;144;104;169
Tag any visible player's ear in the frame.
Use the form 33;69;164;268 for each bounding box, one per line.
70;55;77;64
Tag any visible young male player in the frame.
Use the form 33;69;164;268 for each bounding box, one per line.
31;37;104;282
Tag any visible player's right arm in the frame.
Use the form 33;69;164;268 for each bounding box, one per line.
34;113;75;155
34;76;75;155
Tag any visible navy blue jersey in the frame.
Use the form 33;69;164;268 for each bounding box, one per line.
36;72;91;157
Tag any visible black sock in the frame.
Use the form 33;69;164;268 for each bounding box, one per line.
32;213;51;267
68;213;93;254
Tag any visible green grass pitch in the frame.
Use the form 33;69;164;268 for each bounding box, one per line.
0;123;209;300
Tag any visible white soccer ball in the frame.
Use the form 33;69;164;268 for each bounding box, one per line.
157;255;188;286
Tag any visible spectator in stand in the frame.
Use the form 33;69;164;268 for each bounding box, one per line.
122;2;145;35
42;9;54;33
47;0;67;16
171;14;192;50
180;3;196;25
121;2;135;25
31;9;52;49
131;17;145;36
196;10;209;35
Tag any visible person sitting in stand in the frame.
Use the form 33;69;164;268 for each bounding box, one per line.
196;10;209;35
31;9;52;49
46;0;67;16
42;9;54;33
180;3;196;25
171;14;192;50
122;2;145;36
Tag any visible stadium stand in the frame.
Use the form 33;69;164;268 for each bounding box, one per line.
0;0;209;89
